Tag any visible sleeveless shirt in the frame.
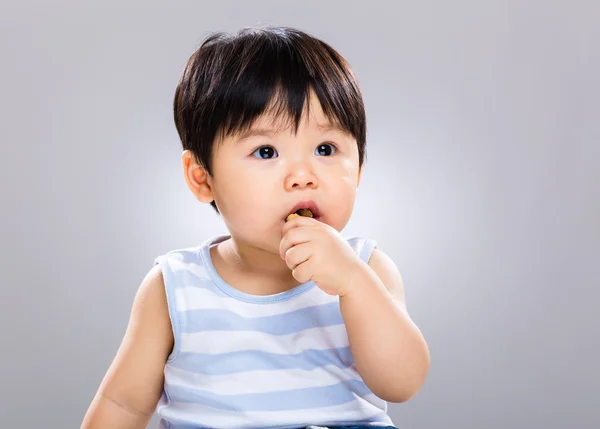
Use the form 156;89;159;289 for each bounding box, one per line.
153;234;395;429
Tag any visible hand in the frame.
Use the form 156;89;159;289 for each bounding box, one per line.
279;216;364;296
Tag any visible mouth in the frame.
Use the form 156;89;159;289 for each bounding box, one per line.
285;200;321;222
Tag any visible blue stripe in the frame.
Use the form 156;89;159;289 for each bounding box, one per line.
171;346;355;375
181;302;343;334
166;379;372;412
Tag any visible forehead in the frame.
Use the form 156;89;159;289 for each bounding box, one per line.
243;94;342;136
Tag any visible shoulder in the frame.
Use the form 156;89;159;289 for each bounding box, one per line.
139;263;166;294
366;247;407;311
123;264;174;362
131;265;172;333
153;235;228;267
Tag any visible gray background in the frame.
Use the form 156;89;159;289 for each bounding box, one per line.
1;1;598;428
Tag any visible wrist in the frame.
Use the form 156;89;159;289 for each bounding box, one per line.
339;259;377;299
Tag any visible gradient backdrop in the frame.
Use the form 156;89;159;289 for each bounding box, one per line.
1;1;598;428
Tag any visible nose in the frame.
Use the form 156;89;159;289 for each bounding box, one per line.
284;161;318;191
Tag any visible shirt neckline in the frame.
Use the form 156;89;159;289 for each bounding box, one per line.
199;234;317;304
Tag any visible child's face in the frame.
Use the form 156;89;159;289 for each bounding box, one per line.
208;92;362;252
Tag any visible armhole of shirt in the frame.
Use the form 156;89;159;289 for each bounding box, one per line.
154;255;181;363
357;238;378;264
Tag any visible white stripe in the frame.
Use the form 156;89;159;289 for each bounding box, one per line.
165;364;361;395
180;324;349;355
168;258;212;280
174;285;338;316
158;396;392;429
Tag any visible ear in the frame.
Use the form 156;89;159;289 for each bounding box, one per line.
182;150;214;203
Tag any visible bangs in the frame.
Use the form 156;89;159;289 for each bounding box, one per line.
215;29;364;141
174;27;366;172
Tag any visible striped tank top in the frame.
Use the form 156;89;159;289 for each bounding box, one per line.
153;234;395;429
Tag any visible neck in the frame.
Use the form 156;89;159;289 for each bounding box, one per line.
218;235;300;288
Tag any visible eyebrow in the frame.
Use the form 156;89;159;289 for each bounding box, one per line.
236;127;279;141
236;122;344;142
316;122;343;132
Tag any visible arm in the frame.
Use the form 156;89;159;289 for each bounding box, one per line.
80;265;174;429
340;249;430;403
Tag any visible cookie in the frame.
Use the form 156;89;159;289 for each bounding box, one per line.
285;208;313;222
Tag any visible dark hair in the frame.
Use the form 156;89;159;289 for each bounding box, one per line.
173;26;367;213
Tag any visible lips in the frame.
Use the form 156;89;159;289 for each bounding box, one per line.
286;200;321;221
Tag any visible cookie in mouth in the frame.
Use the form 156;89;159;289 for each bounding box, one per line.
285;208;313;222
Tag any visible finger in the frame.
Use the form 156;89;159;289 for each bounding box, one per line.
284;242;312;270
279;227;315;259
292;259;313;284
281;214;320;237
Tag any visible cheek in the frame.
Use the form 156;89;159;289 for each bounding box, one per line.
214;164;275;220
337;155;360;178
334;161;361;193
324;167;359;230
211;162;247;212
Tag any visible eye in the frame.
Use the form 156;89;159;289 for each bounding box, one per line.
251;146;278;159
315;143;336;156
